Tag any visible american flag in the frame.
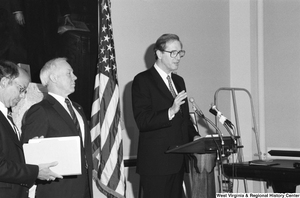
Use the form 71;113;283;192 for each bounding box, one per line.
90;0;125;197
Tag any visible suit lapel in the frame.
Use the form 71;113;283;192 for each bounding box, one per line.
73;104;84;121
149;67;186;117
46;95;78;136
171;73;187;116
171;73;183;93
72;102;88;133
149;67;174;101
0;112;22;148
72;103;90;144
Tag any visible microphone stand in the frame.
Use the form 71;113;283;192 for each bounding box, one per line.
223;123;239;154
223;124;237;144
191;103;233;193
209;106;239;155
192;106;225;158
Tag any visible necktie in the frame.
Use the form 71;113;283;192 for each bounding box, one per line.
65;99;88;168
65;99;82;136
7;108;20;140
167;75;177;98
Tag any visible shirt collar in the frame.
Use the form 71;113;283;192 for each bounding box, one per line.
154;63;172;79
0;101;8;117
48;92;69;106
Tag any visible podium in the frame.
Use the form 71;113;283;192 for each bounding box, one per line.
166;136;240;198
166;136;239;155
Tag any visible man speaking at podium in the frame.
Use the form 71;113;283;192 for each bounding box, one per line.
132;34;200;198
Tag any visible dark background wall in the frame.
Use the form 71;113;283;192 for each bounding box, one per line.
59;0;98;118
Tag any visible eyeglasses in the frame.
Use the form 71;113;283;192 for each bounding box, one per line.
15;83;27;95
163;50;186;58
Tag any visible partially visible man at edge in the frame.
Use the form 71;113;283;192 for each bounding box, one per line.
0;60;62;198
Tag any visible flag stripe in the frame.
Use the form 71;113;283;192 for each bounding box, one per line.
98;83;118;150
99;88;120;179
107;140;123;189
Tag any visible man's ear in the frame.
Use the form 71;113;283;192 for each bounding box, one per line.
156;50;162;60
0;77;9;88
49;74;56;83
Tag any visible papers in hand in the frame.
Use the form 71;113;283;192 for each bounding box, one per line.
23;136;82;176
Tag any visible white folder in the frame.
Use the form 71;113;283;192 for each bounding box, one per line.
23;136;82;176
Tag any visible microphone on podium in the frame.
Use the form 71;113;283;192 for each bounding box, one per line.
209;105;234;129
209;104;236;145
189;97;225;157
189;97;205;119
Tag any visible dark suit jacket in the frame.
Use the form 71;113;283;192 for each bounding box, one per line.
0;112;38;198
132;66;199;175
21;94;93;198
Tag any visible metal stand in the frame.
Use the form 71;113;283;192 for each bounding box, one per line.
214;87;263;193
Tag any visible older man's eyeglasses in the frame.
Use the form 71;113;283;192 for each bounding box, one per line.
15;83;27;94
163;50;186;58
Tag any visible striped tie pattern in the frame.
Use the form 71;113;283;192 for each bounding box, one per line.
65;99;88;169
7;108;20;139
65;99;82;136
167;75;177;98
